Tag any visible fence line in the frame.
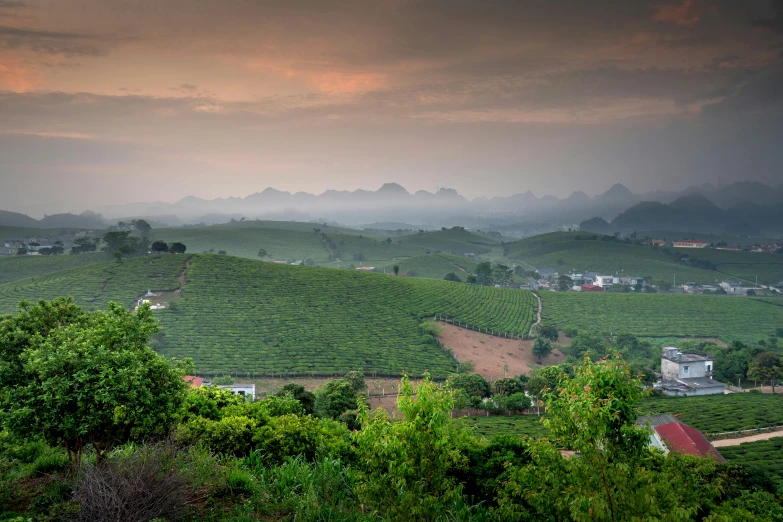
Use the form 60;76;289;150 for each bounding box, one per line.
708;425;783;440
433;315;530;340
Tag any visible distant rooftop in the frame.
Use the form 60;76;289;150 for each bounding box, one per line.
661;348;714;363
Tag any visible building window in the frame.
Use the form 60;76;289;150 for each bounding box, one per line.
683;366;689;374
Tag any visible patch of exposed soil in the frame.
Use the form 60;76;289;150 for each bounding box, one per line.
712;430;783;447
438;323;563;380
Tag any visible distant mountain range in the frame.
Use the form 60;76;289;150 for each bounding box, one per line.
2;181;781;234
580;190;783;237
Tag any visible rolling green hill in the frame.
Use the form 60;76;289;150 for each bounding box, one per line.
379;253;480;279
505;231;783;285
0;253;111;285
0;254;538;378
0;255;186;312
155;224;497;266
539;291;782;339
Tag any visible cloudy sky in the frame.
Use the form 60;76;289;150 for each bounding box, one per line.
1;0;782;214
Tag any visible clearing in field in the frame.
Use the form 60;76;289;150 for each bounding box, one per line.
437;323;563;380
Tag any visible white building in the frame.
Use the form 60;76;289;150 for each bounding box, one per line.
720;280;744;295
593;275;619;288
658;347;725;396
219;383;256;399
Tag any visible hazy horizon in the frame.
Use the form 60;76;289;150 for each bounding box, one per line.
1;0;782;213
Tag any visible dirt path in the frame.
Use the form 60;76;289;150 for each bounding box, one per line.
439;255;470;274
712;430;783;447
528;292;542;336
438;322;563;380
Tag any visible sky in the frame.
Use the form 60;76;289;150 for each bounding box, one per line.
1;0;782;214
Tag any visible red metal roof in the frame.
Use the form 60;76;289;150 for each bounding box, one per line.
655;422;725;462
581;283;604;292
183;375;204;388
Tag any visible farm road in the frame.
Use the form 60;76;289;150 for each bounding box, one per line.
712;430;783;447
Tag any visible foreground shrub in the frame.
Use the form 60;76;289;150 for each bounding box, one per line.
72;442;193;522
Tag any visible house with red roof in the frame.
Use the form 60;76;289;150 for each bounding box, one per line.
183;375;204;388
638;414;725;462
580;283;604;292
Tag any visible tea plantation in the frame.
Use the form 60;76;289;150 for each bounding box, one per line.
721;437;783;488
540;292;783;338
0;255;187;313
462;394;783;442
638;394;783;436
380;253;479;279
155;255;537;377
0;252;111;284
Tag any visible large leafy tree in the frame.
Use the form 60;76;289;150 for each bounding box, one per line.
353;374;472;520
747;352;783;394
498;356;675;521
0;299;190;469
532;336;553;364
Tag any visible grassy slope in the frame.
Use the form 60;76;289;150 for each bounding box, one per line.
540;291;782;338
0;254;537;377
156;255;537;377
156;225;497;267
504;231;783;285
0;225;95;239
379;254;480;279
0;253;112;285
0;255;186;313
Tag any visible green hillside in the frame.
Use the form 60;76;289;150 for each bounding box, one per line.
156;256;537;377
539;291;782;339
0;253;111;285
379;253;479;279
0;254;537;378
0;255;186;313
156;225;496;266
504;232;783;285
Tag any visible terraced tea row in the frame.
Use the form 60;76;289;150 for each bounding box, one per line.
0;253;111;285
155;255;537;377
462;394;783;441
540;292;783;338
0;255;187;314
638;394;783;436
720;437;783;488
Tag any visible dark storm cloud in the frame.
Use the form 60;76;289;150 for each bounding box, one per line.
753;0;783;33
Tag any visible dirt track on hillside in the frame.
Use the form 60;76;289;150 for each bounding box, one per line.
712;430;783;447
438;323;563;380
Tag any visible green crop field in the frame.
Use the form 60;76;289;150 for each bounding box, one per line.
0;253;111;285
156;255;537;377
540;292;783;338
0;255;187;313
504;231;783;285
638;394;783;436
156;224;493;266
459;415;550;440
720;437;783;488
460;395;783;442
0;254;537;377
379;253;479;279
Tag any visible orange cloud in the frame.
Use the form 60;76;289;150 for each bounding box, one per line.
0;58;37;91
652;0;712;27
313;72;386;95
